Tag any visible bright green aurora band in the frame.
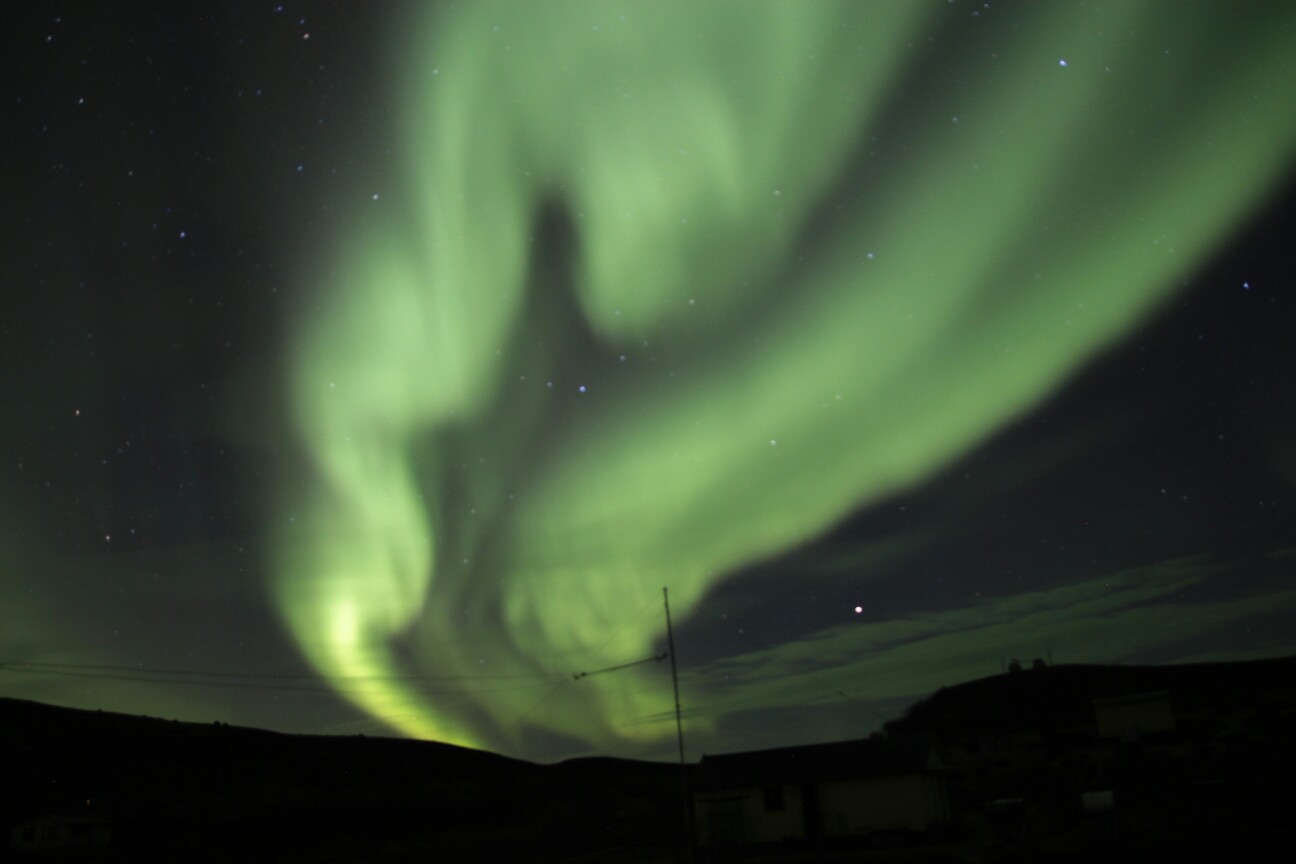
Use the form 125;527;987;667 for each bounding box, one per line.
275;1;1296;755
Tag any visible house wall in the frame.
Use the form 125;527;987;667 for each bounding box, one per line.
1095;697;1175;739
817;773;945;836
924;773;951;824
10;818;110;849
694;784;804;845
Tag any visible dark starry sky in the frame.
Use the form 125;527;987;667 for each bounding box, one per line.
3;2;1295;761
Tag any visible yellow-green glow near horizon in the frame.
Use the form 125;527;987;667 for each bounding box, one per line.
275;1;1296;753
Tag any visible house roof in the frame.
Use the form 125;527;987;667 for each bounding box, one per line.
694;734;939;790
1092;690;1172;708
12;815;110;829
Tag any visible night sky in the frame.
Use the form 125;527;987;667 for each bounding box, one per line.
4;1;1296;763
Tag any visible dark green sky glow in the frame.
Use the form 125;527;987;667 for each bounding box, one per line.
4;1;1296;761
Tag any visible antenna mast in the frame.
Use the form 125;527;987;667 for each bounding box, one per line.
663;587;693;861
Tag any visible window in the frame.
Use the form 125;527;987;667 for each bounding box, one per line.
763;786;786;812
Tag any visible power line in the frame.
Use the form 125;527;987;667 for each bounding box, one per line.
484;592;664;756
572;652;666;680
678;625;892;726
0;662;563;697
620;703;782;752
2;659;564;682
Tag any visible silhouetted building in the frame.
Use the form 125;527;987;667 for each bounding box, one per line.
692;735;949;847
1092;690;1176;741
10;815;111;851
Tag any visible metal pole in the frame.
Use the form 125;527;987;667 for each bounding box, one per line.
663;587;693;862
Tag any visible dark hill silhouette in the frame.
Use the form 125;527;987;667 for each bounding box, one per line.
4;654;1296;861
882;655;1296;862
0;698;678;862
883;654;1296;742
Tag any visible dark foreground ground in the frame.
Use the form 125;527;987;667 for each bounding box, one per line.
3;655;1295;862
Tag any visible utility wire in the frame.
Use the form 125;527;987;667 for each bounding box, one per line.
620;703;782;752
572;652;666;680
675;623;891;726
0;662;562;697
484;592;664;756
2;659;565;682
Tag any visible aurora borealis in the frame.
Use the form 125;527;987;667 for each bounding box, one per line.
5;1;1296;761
